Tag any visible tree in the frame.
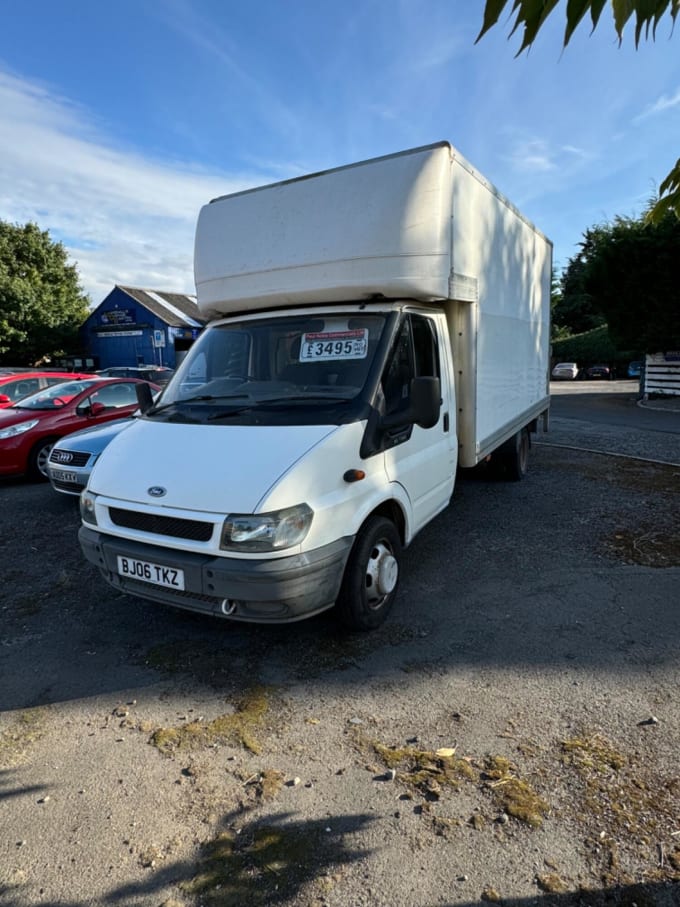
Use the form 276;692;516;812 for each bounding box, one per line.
554;227;608;336
577;210;680;351
0;221;91;365
477;0;680;222
552;323;640;367
556;208;679;352
550;265;572;339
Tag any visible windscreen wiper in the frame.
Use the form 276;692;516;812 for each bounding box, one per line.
253;394;354;406
149;393;251;415
205;394;354;421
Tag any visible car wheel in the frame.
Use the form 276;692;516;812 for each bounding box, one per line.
336;515;402;631
28;436;59;482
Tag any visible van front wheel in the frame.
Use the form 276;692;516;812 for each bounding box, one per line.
336;516;402;631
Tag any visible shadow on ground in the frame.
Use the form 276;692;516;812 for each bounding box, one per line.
1;445;680;712
0;806;374;907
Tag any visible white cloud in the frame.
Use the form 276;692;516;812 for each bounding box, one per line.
560;144;591;159
506;139;558;173
409;35;466;72
634;86;680;122
0;69;263;304
504;136;596;178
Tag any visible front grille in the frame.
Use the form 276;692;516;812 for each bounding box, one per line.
109;507;214;541
50;449;91;467
122;578;221;605
118;578;221;614
53;478;86;493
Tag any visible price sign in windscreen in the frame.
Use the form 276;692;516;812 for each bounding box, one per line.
299;329;368;361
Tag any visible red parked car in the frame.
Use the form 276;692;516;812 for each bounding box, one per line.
0;371;94;408
585;363;612;380
0;377;160;480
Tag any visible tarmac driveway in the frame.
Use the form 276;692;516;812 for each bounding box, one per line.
1;400;679;907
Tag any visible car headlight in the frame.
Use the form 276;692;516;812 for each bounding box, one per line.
80;490;98;526
0;419;39;440
220;503;313;552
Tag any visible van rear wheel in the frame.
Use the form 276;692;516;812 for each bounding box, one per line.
494;427;530;481
336;516;402;631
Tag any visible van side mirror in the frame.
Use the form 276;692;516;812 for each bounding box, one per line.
381;376;441;430
135;382;154;413
410;376;441;428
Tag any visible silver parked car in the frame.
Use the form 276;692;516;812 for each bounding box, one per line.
47;418;133;496
551;362;579;380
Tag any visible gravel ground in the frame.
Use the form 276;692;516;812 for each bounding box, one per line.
547;383;680;466
1;404;679;907
543;414;680;466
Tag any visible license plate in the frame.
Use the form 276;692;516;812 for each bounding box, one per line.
52;469;79;483
116;555;185;590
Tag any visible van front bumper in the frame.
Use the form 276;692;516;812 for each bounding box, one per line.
79;527;353;623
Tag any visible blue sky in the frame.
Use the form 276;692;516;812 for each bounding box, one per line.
1;1;678;304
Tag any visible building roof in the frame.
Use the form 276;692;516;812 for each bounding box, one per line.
116;285;205;328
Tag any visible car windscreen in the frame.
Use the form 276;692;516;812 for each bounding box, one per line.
14;379;100;410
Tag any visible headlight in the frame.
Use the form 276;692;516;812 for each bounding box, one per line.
220;503;313;552
0;419;39;440
80;490;98;526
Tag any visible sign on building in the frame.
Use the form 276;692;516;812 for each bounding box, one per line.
100;308;136;325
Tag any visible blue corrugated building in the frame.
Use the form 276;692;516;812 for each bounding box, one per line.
78;285;206;370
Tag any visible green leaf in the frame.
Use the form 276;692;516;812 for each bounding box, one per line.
658;158;680;196
634;0;663;44
511;0;561;55
565;0;593;44
647;159;680;223
589;0;609;30
479;0;678;48
653;0;679;39
612;0;635;42
475;0;512;42
523;0;560;41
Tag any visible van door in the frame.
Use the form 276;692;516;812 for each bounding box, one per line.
381;312;457;534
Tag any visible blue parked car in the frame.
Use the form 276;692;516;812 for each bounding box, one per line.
627;361;643;379
46;418;134;496
47;389;162;495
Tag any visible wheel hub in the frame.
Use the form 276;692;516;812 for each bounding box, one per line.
366;542;398;607
38;445;54;477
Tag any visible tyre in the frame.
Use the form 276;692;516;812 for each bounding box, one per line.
27;436;59;481
336;515;402;631
494;428;530;481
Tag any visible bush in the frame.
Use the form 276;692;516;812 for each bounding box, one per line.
552;325;641;368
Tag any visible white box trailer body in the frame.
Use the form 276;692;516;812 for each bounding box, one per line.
79;142;551;631
195;142;552;466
